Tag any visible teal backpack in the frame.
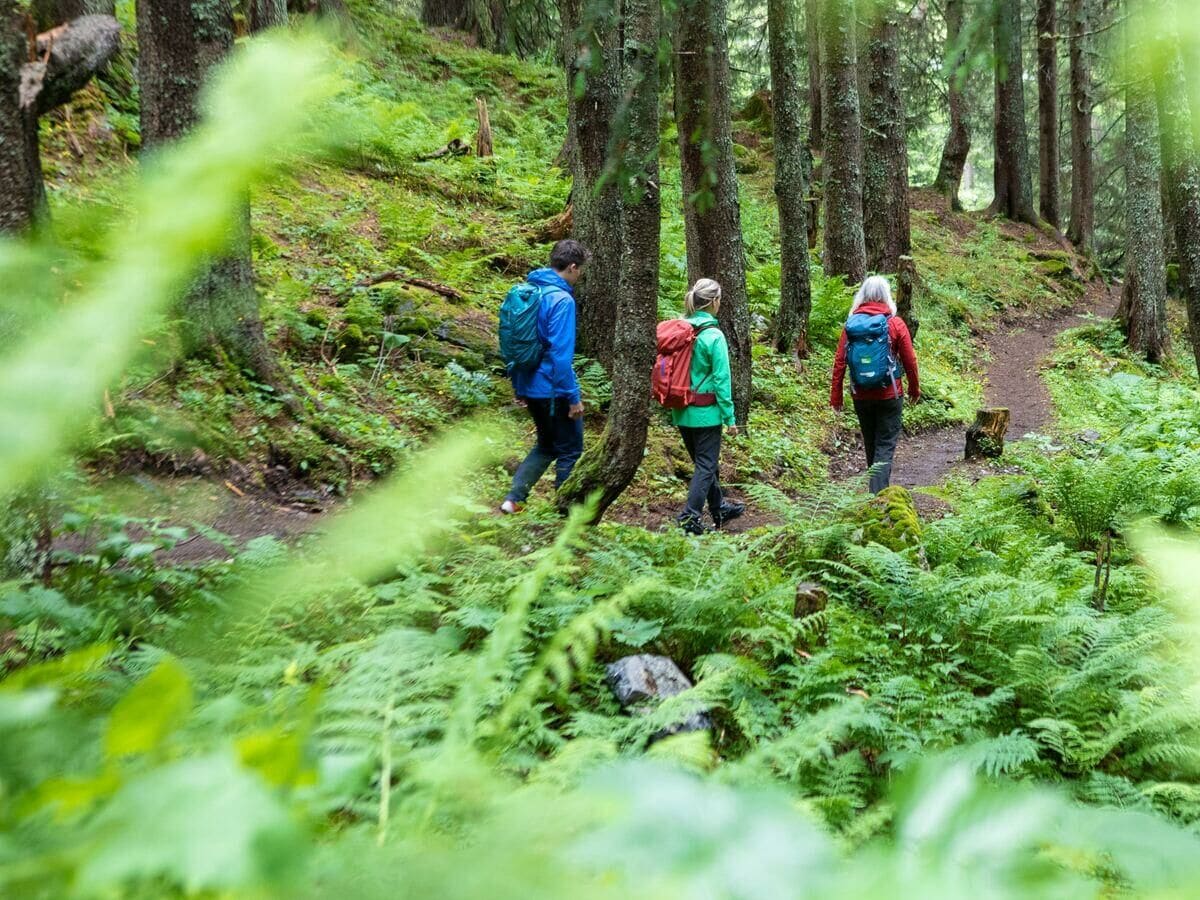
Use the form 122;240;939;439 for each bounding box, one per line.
499;283;544;375
845;312;898;389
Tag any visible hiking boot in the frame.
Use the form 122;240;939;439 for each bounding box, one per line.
677;513;708;536
500;499;524;515
713;502;745;528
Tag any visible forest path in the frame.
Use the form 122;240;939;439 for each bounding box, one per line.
829;282;1118;492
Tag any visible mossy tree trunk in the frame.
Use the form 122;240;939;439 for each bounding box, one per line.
989;0;1038;225
932;0;969;210
818;0;865;282
805;0;822;152
1036;0;1060;229
1151;13;1200;376
137;0;280;381
1067;0;1094;249
768;0;812;357
674;0;752;424
861;0;910;276
0;1;42;234
557;0;659;519
561;0;622;373
1117;16;1168;363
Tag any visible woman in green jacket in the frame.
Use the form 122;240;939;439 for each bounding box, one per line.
671;278;743;535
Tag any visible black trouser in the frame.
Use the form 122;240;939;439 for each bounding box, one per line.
679;425;723;521
853;397;903;493
506;398;584;502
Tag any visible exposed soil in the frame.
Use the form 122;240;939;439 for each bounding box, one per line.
607;489;781;535
830;281;1118;493
56;474;329;565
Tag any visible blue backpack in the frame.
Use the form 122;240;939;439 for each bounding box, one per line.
845;313;898;389
499;283;544;374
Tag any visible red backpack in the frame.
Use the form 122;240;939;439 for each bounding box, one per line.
652;319;718;409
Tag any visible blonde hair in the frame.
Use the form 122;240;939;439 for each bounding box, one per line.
685;278;722;315
851;275;898;316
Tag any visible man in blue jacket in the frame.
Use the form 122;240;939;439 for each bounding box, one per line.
500;239;588;514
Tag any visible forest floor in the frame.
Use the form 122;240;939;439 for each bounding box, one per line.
828;275;1119;500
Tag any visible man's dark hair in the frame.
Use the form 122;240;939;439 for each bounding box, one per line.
550;239;589;271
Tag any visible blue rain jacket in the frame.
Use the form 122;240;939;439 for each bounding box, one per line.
510;268;581;404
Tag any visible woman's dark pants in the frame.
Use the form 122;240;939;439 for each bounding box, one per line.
852;397;904;493
679;425;723;521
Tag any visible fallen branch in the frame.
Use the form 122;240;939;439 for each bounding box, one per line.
530;203;573;243
356;269;465;301
416;137;470;162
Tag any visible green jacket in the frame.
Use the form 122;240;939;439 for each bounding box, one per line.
669;311;736;428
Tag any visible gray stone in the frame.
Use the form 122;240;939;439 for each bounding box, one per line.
605;654;711;737
1077;429;1102;444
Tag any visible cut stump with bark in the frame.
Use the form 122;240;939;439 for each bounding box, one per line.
793;580;828;651
965;407;1010;459
474;96;493;158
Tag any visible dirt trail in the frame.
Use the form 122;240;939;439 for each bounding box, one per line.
830;285;1117;491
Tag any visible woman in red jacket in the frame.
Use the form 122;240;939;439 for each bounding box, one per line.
830;275;920;493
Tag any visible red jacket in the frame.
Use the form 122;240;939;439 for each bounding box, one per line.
830;301;920;408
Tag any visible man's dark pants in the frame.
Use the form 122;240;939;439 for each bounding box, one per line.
679;425;723;521
506;398;584;503
853;397;904;493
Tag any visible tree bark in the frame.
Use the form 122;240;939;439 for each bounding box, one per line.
249;0;287;31
674;0;752;424
1036;0;1060;228
1117;15;1168;362
137;0;277;378
23;14;121;116
805;0;822;152
421;0;464;27
1151;13;1200;377
0;2;44;235
768;0;812;356
557;0;659;519
561;0;622;372
1066;0;1094;249
932;0;969;210
861;0;911;275
817;0;866;281
989;0;1038;224
30;0;112;30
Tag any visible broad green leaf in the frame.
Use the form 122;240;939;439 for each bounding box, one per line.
81;752;303;891
105;658;193;758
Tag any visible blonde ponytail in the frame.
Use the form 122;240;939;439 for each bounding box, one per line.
685;277;722;315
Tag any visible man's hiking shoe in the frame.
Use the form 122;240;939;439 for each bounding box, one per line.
714;502;745;528
677;513;709;536
500;499;523;515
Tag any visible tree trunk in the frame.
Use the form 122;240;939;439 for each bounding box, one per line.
989;0;1038;224
1151;16;1200;377
1117;16;1168;362
561;0;622;372
0;3;42;234
249;0;287;31
861;0;911;275
31;0;113;30
421;0;464;27
674;0;752;424
557;0;659;519
768;0;812;357
1066;0;1094;249
1036;0;1060;228
137;0;277;378
932;0;969;210
805;0;822;152
818;0;866;282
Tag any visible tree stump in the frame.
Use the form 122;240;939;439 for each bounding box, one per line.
474;96;493;158
965;407;1010;459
